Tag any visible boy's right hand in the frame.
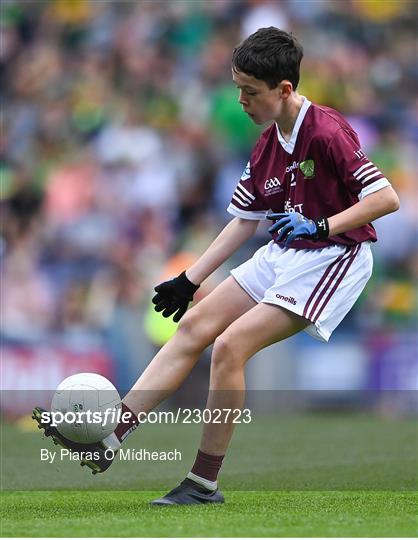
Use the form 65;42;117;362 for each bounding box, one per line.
152;271;200;322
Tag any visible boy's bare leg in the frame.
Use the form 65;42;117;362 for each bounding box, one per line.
123;276;257;415
199;302;309;456
149;301;310;504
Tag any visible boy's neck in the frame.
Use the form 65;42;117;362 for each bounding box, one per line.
275;92;304;141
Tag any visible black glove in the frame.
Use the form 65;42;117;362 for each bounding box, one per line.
152;271;199;323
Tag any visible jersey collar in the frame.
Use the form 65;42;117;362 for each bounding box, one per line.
275;96;311;154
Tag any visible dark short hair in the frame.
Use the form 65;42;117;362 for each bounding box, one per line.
232;27;303;90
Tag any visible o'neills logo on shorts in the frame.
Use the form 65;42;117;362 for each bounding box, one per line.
276;294;297;305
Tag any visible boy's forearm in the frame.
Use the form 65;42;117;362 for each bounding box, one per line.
186;218;259;285
328;186;400;237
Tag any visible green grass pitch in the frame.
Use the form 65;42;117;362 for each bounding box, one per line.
1;413;417;537
1;490;417;537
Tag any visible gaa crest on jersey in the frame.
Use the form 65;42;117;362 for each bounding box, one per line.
300;159;315;178
264;176;283;196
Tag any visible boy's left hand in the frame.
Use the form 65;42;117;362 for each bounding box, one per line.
267;212;329;246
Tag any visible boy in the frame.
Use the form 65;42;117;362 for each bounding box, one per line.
34;27;399;504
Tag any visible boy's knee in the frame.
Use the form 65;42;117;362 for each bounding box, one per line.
176;307;215;351
211;333;242;372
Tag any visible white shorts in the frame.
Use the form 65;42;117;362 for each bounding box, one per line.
230;240;373;342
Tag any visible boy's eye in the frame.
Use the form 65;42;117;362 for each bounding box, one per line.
236;86;257;96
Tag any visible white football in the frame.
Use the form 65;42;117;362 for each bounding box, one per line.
51;373;121;443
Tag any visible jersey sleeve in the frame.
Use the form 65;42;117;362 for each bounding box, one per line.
226;158;269;220
327;128;391;200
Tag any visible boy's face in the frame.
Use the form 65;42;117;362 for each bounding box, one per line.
232;68;286;125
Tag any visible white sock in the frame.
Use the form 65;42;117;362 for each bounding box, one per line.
102;432;121;451
186;471;217;491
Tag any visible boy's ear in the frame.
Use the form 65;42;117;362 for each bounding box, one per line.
279;80;293;99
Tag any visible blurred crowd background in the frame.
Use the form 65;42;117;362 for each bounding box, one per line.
1;1;417;405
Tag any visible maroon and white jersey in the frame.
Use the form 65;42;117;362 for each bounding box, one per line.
227;98;391;249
